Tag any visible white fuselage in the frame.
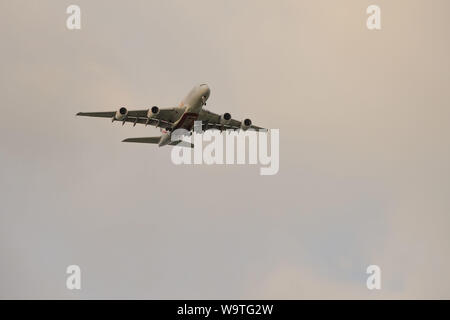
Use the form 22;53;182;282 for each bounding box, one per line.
175;84;210;129
159;84;210;146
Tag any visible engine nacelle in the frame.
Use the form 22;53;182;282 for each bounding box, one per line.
240;118;252;130
115;107;128;120
148;106;160;118
219;112;232;125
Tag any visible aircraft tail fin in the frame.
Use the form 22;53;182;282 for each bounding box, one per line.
122;136;161;144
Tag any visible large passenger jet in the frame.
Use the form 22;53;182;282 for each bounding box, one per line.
77;84;266;147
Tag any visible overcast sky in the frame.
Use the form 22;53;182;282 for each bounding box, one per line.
1;0;450;299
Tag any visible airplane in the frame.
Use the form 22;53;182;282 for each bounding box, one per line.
76;84;266;147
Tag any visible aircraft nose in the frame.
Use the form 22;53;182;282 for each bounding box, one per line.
200;84;210;97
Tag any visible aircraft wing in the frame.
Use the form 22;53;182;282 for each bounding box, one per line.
76;108;179;130
198;109;267;131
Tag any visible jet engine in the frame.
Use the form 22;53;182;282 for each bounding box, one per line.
240;118;252;130
115;107;128;121
219;112;232;125
148;106;160;117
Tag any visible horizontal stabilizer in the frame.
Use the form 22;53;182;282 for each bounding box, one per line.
170;141;194;148
122;136;161;144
